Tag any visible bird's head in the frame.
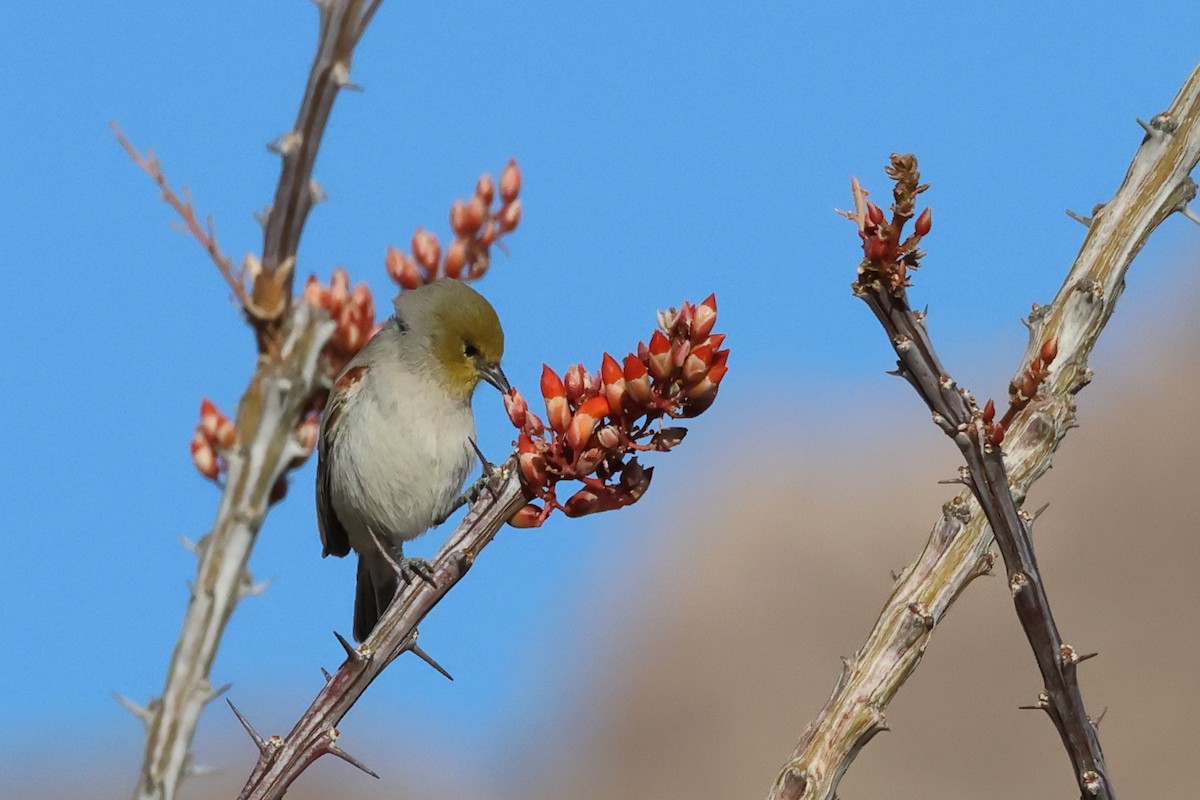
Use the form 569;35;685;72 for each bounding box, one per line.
398;280;508;402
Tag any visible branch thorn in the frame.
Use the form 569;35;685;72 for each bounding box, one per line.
333;630;365;663
408;641;454;681
226;699;268;753
327;740;380;779
114;692;154;725
204;682;232;705
1065;209;1093;227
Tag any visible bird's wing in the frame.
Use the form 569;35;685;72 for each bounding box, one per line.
316;363;369;558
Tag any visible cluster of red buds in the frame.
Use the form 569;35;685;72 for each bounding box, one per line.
849;154;932;296
302;266;381;376
982;336;1059;447
504;295;728;528
386;160;522;289
190;398;237;481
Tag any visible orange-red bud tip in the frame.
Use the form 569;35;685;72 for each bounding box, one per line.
476;173;495;205
509;504;545;528
1040;336;1059;365
500;159;521;203
915;207;932;237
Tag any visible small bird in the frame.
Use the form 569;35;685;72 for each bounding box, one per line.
316;279;509;641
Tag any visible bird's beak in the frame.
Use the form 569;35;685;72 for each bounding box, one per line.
479;362;511;394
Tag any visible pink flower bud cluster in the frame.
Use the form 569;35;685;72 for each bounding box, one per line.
858;199;932;294
386;160;522;289
302;266;381;376
190;398;236;481
985;336;1058;447
505;294;728;528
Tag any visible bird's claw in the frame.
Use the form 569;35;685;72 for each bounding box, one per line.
400;557;438;588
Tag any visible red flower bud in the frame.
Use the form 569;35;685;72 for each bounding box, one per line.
516;433;547;488
190;430;219;480
865;236;886;261
350;282;374;320
498;199;522;232
575;446;605;475
509;503;545;528
671;339;691;370
1040;336;1058;365
562;488;603;518
302;275;328;307
500;159;521;203
867;201;885;225
450;199;468;236
464;196;486;235
567;396;610;452
983;398;996;424
692;293;717;340
199;398;221;439
476;173;495;205
564;363;586;401
524;411;545;437
330;266;350;309
541;365;571;434
504;389;528;429
444;238;467;279
411;228;441;273
915;207;932;236
682;343;713;386
622;355;653;405
386;246;423;289
596;424;620;450
647;330;673;381
601;353;625;410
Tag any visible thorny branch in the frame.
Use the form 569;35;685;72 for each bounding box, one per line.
768;62;1200;800
117;4;381;800
232;461;526;800
853;154;1110;797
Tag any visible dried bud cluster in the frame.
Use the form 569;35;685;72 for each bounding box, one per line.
852;154;932;295
386;160;522;290
302;266;381;376
190;398;236;481
985;336;1058;446
506;295;728;528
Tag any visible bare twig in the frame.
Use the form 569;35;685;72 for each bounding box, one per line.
119;4;383;800
768;62;1200;800
234;460;527;800
110;122;248;309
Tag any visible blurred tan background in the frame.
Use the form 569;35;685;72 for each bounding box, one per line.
17;278;1199;799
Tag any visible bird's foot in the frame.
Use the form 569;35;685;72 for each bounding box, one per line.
398;556;438;588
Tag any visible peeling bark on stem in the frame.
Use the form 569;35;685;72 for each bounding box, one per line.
124;4;382;799
132;306;335;800
769;62;1200;800
234;460;527;800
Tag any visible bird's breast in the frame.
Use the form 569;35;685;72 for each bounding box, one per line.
329;367;475;549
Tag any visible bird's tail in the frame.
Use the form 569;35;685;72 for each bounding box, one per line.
354;554;398;642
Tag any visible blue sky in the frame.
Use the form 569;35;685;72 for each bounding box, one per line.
2;0;1198;791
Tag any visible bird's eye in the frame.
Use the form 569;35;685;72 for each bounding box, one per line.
463;342;480;359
